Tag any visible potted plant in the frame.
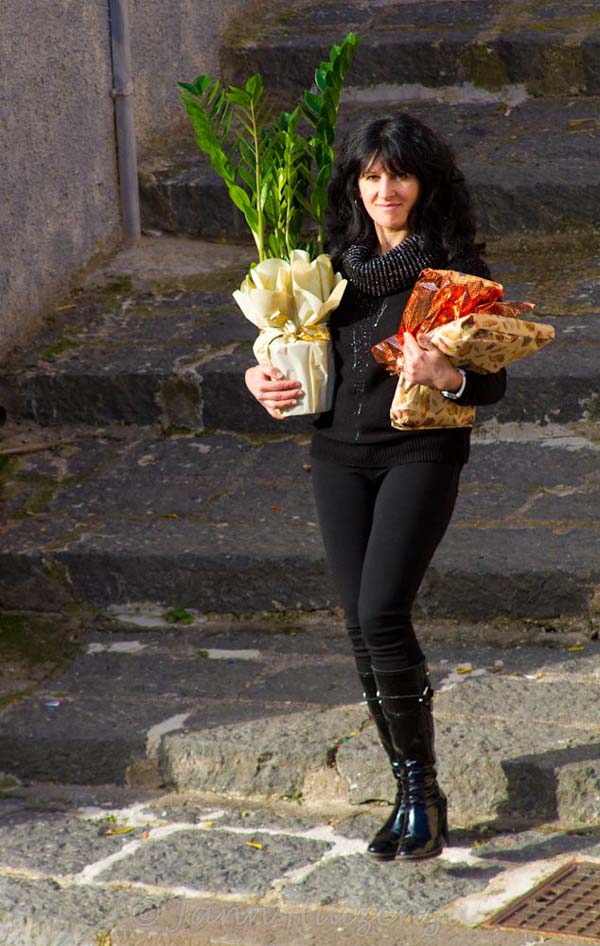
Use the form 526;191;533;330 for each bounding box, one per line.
177;33;361;414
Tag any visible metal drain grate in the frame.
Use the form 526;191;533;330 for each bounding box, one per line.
484;862;600;942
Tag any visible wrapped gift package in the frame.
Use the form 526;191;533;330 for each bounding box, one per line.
426;307;555;372
233;250;346;416
261;334;335;415
390;376;475;430
372;269;554;430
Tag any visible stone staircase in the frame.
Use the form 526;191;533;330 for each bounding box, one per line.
2;0;600;627
141;0;600;239
0;228;599;622
0;0;599;806
219;0;600;99
142;94;600;239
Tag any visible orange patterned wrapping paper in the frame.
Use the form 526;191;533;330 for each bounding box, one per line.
371;269;554;430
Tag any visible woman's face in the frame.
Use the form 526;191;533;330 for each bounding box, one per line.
357;157;421;245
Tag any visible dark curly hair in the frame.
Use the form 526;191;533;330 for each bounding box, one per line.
327;111;485;266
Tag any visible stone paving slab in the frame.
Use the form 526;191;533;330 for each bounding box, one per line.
159;706;366;800
0;808;153;877
436;673;600;730
0;692;198;785
1;780;600;946
0;875;172;946
197;317;600;428
164;703;600;827
279;852;501;914
0;513;569;614
97;827;333;894
2;296;598;429
364;708;598;810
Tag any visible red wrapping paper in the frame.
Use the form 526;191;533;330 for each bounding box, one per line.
372;269;534;375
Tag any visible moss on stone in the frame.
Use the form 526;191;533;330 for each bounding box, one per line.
463;45;507;91
43;559;76;592
39;338;82;361
24;477;61;516
164;608;195;625
161;425;197;437
0;612;82;670
524;48;584;97
2;464;65;519
512;0;600;35
581;393;600;422
0;454;21;479
480;0;600;35
222;0;303;50
150;262;252;295
102;274;133;295
0;455;27;509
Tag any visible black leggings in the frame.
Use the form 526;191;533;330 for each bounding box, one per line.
311;458;461;674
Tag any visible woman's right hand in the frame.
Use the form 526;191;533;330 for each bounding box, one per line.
244;364;304;419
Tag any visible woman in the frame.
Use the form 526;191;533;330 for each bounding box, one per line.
245;112;505;861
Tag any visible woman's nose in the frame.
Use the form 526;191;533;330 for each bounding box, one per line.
379;174;396;197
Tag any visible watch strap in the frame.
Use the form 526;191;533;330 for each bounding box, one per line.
441;368;467;400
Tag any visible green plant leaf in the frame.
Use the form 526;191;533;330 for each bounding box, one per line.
178;33;361;261
245;73;263;97
314;67;329;92
195;75;212;94
163;608;194;625
304;91;322;116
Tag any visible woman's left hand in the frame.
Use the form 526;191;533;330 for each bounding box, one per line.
402;332;464;392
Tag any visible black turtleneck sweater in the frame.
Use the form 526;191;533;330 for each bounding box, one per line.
311;256;506;467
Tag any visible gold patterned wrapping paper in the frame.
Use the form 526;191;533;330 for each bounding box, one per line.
233;250;347;415
373;269;554;430
390;378;475;430
426;308;555;372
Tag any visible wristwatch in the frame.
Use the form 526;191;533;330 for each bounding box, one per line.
441;368;467;400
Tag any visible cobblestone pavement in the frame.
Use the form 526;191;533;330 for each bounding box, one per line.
1;627;600;946
1;778;600;946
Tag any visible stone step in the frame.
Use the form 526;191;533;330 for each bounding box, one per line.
2;623;599;832
141;95;600;240
1;235;599;430
1;425;599;620
219;0;600;100
161;648;600;828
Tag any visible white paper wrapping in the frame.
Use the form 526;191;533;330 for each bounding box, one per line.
265;337;335;416
233;250;346;416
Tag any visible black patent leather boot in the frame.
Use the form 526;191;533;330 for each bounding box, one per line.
400;760;448;859
359;670;407;860
372;662;448;861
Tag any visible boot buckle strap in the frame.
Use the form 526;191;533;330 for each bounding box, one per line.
362;693;381;705
376;689;433;704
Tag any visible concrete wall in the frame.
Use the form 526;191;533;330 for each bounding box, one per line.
0;0;248;359
131;0;248;158
0;1;119;359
